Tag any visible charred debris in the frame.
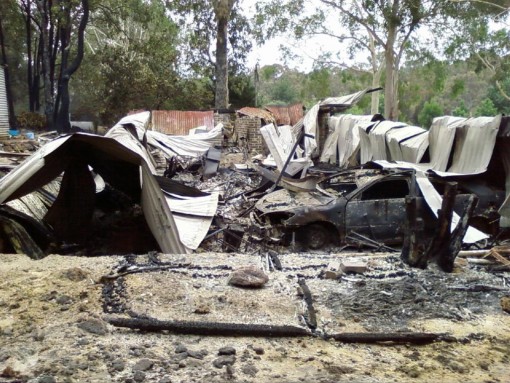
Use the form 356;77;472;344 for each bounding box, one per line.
0;91;510;276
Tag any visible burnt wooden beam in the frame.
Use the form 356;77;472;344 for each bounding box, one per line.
328;332;456;344
402;195;426;267
106;316;310;337
438;194;479;272
424;182;457;266
298;278;317;330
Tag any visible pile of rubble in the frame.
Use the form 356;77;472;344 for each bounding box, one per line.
1;97;510;383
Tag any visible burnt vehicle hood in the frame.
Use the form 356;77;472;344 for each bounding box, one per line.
255;189;335;215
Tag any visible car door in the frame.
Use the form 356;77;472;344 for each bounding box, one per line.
344;178;410;244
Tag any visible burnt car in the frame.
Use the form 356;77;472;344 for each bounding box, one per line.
253;169;505;249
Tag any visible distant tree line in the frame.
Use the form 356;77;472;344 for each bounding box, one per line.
0;0;508;130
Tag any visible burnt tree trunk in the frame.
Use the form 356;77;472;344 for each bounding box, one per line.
55;0;89;134
213;0;235;110
37;0;55;131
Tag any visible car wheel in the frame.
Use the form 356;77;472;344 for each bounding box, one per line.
303;223;331;250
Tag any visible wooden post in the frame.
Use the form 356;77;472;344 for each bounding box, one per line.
424;182;457;265
402;195;426;267
438;194;478;272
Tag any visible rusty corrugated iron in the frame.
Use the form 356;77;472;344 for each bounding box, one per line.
265;103;304;126
237;107;276;124
151;110;214;135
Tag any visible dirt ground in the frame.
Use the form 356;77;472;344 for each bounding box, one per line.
0;252;509;383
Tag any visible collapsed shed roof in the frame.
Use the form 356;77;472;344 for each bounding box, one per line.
0;127;186;254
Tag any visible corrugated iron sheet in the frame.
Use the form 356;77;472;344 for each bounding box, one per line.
152;110;214;135
237;107;276;124
0;67;9;139
265;103;304;126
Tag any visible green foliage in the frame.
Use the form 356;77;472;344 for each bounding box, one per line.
229;73;256;109
71;0;205;125
306;68;331;101
418;100;444;128
450;78;465;98
487;77;510;115
16;112;47;130
452;100;469;117
474;98;498;117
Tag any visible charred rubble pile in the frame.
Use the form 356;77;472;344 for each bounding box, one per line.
0;90;510;276
0;93;509;350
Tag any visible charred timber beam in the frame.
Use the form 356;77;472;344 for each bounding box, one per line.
328;332;456;344
298;278;317;330
402;195;426;267
105;316;310;337
426;182;458;265
438;194;479;272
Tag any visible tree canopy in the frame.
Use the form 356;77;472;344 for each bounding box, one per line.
1;0;508;130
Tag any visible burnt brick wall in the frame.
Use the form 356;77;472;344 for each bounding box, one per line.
235;115;268;155
214;111;236;146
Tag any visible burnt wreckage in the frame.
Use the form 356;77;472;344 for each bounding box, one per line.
253;169;505;251
0;90;509;273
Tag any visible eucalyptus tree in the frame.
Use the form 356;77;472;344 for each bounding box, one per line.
255;0;490;121
167;0;252;110
445;8;510;103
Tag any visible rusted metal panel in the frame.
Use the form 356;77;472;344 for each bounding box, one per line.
0;67;9;139
265;103;304;126
237;107;276;124
151;110;214;135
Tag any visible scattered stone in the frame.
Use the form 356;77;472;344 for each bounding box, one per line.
218;346;236;356
213;355;236;369
9;302;20;309
38;376;56;383
501;296;510;314
77;338;89;346
56;295;73;305
159;377;172;383
1;366;19;378
133;370;146;382
132;359;154;372
174;345;187;354
340;260;368;274
325;364;356;375
187;349;207;360
194;301;211;314
253;347;265;355
62;267;89;281
448;361;468;373
187;358;204;368
228;266;269;288
242;363;258;377
32;329;45;341
77;318;108;335
324;270;340;280
112;359;126;372
171;353;188;363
